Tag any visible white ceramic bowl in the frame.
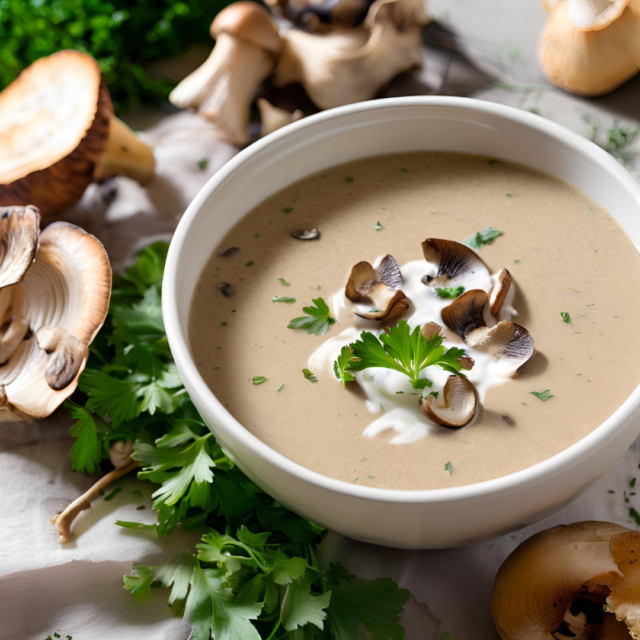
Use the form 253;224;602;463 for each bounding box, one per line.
163;97;640;549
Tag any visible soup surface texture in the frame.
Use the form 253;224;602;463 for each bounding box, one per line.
189;152;640;490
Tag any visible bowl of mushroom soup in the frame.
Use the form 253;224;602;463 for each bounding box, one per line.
163;97;640;548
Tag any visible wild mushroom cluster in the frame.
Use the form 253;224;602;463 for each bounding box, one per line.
168;0;430;145
493;521;640;639
342;239;535;429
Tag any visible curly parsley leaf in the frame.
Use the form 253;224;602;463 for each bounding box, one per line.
349;320;467;389
252;376;268;386
435;286;465;299
560;311;572;324
333;346;356;387
466;227;503;249
67;401;106;475
302;369;318;383
282;576;331;632
288;298;336;336
529;389;554;402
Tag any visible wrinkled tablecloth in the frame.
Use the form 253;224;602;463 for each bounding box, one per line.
2;1;640;638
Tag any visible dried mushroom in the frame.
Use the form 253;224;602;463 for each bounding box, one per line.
538;0;640;96
420;375;478;428
0;51;155;216
0;210;111;420
170;3;283;145
272;0;429;110
257;98;304;137
442;289;534;375
346;254;409;321
421;238;490;287
490;267;513;316
493;521;640;639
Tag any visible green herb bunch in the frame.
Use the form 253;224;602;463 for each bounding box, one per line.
0;0;231;110
67;242;410;639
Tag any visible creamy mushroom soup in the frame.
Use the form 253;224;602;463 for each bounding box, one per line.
189;152;640;490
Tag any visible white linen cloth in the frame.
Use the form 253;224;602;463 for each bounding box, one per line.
2;1;640;637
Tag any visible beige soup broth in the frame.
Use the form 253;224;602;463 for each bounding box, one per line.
189;152;640;490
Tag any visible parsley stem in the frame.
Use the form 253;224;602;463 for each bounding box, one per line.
265;618;281;640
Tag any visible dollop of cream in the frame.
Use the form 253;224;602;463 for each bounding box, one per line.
308;257;518;444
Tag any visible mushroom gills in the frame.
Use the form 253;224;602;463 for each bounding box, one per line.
345;254;409;321
421;238;491;288
420;375;478;428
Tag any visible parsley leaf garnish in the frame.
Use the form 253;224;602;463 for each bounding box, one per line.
444;461;452;474
334;345;356;387
529;389;554;402
435;286;465;299
277;278;291;286
466;227;503;249
560;311;572;324
346;320;467;390
272;296;296;304
302;369;318;383
288;298;336;336
252;376;268;385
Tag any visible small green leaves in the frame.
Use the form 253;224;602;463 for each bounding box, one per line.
375;221;383;231
272;296;296;304
529;389;554;402
252;376;268;386
566;287;581;293
277;383;284;392
302;369;318;383
197;158;208;170
104;486;122;501
444;462;452;474
346;176;354;183
466;227;503;249
288;298;336;336
560;311;572;324
245;261;255;267
333;345;356;387
435;286;465;299
281;207;293;214
278;278;291;286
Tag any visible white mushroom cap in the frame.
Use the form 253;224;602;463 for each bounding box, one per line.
0;220;111;419
420;375;478;428
0;204;40;287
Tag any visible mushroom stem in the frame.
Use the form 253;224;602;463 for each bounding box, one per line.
51;459;139;544
93;116;155;185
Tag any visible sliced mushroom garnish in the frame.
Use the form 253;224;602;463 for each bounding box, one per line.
489;267;512;316
218;246;241;259
0;51;155;215
291;228;320;240
0;220;111;420
0;205;40;287
421;321;442;341
421;376;478;429
493;521;640;640
421;238;490;287
458;356;475;371
345;254;409;321
217;282;235;297
442;289;534;374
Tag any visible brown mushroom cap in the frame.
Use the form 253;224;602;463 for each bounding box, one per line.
211;1;283;54
490;267;513;316
420;375;478;428
492;521;640;639
422;238;490;287
0;51;111;215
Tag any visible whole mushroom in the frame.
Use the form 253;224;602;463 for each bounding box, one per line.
493;521;640;639
169;2;283;145
0;51;155;215
0;205;111;420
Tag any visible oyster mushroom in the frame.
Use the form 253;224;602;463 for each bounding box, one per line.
442;289;534;375
538;0;640;96
272;0;429;110
266;0;374;29
0;51;155;216
0;214;111;420
421;375;478;428
169;3;283;145
291;227;320;240
490;267;513;316
346;254;410;321
493;521;640;639
257;98;304;137
421;238;491;288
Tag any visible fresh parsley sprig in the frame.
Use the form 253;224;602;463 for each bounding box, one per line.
335;320;467;390
288;297;336;336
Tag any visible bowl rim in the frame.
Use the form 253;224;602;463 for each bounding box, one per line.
163;95;640;505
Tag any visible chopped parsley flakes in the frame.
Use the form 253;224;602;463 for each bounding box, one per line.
435;286;464;299
375;221;383;231
288;297;336;336
197;158;208;170
252;376;268;386
272;296;296;304
466;227;503;249
529;389;554;402
302;369;318;383
278;277;291;286
281;207;293;214
560;311;572;324
444;461;452;474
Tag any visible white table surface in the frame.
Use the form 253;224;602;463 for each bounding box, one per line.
1;1;639;638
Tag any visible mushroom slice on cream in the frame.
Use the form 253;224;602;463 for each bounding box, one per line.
346;254;410;321
489;267;513;316
493;521;640;639
442;289;534;375
421;238;490;287
291;227;320;240
0;51;155;216
421;321;443;341
0;219;111;420
169;3;283;145
421;375;478;428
